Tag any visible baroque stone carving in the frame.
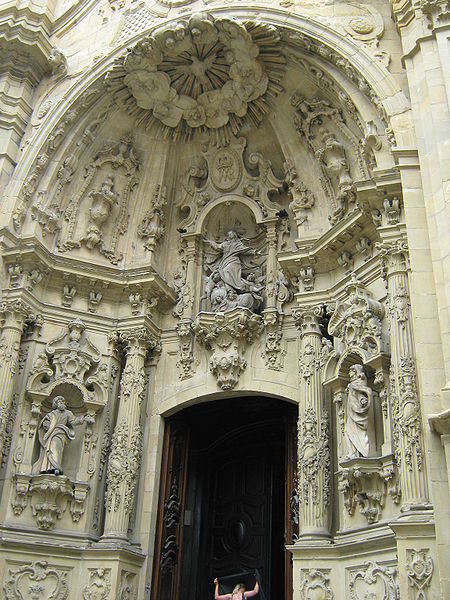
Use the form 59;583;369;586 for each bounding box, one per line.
3;560;69;600
344;365;374;459
328;275;386;357
391;358;424;473
177;134;284;233
299;569;334;600
406;549;433;599
298;406;331;509
82;568;111;600
105;419;142;514
57;135;139;264
106;14;285;139
137;184;167;251
284;158;315;230
193;308;263;389
338;456;400;523
203;230;264;313
32;396;94;475
349;561;399;599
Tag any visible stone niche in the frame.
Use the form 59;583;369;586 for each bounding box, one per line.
11;319;108;532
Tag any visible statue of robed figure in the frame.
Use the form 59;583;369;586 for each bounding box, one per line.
33;395;93;475
203;230;264;313
344;365;373;459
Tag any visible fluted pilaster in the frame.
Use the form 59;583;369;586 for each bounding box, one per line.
293;306;331;539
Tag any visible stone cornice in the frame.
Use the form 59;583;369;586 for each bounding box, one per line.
0;231;177;307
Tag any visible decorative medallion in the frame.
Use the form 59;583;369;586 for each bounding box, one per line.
210;148;242;191
106;13;285;139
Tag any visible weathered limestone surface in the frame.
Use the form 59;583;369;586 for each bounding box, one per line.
0;0;449;598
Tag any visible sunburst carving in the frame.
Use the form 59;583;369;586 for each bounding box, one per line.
106;13;285;141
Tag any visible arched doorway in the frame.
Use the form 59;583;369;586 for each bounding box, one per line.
151;397;297;600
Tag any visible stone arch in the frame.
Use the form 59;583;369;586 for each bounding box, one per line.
8;6;411;232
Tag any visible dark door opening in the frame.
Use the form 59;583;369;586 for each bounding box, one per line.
151;397;297;600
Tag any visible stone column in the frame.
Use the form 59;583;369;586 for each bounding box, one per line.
102;327;157;541
381;240;429;510
293;306;331;540
0;299;32;458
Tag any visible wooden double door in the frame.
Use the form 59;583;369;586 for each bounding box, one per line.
151;398;297;600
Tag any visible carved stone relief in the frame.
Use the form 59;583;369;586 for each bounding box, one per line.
177;134;284;233
348;561;399;599
406;549;433;599
57;134;140;264
106;14;285;140
203;230;265;313
137;184;167;252
193;308;263;389
82;568;111;600
328;275;386;358
299;569;334;599
3;561;69;599
11;319;107;530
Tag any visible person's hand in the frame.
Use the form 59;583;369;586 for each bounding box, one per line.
214;578;218;584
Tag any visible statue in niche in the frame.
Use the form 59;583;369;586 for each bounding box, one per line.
33;395;94;475
83;176;119;250
203;230;264;313
344;365;373;459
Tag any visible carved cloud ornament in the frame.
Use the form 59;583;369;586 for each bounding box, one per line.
106;13;285;139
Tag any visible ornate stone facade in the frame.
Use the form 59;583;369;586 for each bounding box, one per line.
0;0;449;599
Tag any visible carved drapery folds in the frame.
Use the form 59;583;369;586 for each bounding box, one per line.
193;308;263;389
379;240;429;510
12;319;107;530
103;326;157;540
293;306;331;539
57;134;140;264
106;14;285;140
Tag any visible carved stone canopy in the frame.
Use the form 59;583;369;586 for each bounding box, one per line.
106;14;285;139
328;275;385;358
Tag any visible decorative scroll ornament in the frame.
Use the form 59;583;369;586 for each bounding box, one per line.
349;561;399;599
328;275;385;358
177;134;284;233
193;308;263;389
82;568;111;600
300;569;334;600
338;456;400;524
4;561;69;600
106;14;285;139
137;184;167;251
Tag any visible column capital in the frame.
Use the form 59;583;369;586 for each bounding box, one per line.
292;305;323;337
117;327;160;357
0;298;37;330
376;239;410;278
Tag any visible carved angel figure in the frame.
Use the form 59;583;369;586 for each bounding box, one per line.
203;230;264;313
33;395;93;475
344;365;373;459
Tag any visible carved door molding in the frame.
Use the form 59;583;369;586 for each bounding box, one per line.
150;420;190;600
